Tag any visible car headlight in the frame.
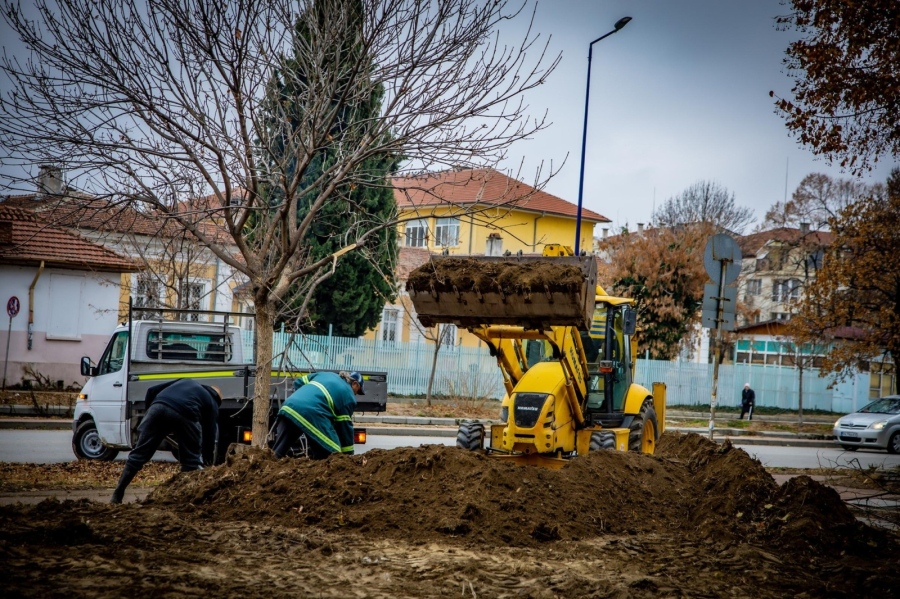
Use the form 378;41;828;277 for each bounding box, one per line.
870;420;888;430
834;418;842;428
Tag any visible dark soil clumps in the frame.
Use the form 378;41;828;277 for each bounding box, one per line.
406;257;587;295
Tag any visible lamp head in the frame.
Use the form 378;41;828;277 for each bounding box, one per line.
614;16;632;30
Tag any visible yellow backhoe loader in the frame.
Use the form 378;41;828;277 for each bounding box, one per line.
407;245;665;469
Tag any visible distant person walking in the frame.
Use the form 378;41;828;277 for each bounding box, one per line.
740;383;755;420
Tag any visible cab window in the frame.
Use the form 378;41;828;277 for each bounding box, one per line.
98;331;128;375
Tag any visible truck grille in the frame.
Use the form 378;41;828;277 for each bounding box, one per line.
513;393;548;428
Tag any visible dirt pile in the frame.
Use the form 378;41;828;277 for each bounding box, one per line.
144;433;888;555
406;257;587;295
2;432;898;598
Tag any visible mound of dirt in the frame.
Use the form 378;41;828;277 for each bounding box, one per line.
406;258;587;295
144;433;891;556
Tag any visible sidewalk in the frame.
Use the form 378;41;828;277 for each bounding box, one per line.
0;413;838;448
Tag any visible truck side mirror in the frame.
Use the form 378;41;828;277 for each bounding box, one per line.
80;356;97;377
623;308;636;336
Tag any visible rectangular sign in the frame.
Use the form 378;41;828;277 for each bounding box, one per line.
701;284;736;330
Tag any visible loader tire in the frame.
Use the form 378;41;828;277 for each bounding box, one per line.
589;431;616;451
457;422;485;451
628;399;659;454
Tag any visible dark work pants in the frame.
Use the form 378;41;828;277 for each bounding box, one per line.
739;404;753;420
127;403;203;472
272;415;330;460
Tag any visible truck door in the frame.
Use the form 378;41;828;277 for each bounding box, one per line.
90;330;129;446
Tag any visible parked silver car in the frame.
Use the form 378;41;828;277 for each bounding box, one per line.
833;395;900;453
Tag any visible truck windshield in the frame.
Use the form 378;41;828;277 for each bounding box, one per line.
146;331;232;362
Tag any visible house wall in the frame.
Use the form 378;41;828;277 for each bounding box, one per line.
399;206;597;255
0;265;123;387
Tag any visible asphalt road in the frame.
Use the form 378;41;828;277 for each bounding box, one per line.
2;430;900;469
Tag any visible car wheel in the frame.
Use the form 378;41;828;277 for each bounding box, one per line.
73;420;119;461
457;422;485;451
888;431;900;455
840;445;858;452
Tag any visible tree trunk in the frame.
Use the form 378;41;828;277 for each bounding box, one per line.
252;300;274;448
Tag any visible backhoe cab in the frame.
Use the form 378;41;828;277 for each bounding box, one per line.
407;245;665;468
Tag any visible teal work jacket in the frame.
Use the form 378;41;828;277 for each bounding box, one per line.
279;372;356;455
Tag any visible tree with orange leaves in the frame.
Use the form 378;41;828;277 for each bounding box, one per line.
790;169;900;389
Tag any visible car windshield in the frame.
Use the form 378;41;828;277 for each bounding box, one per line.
859;397;900;415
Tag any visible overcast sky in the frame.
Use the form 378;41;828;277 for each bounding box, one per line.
499;0;898;234
1;0;896;236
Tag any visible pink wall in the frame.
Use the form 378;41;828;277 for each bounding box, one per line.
0;330;110;389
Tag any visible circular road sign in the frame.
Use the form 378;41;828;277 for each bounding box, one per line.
703;234;742;285
7;296;20;318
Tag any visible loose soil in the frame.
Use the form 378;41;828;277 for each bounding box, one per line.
1;433;897;598
407;257;587;294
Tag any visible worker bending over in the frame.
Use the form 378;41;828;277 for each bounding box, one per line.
272;371;363;459
110;378;221;504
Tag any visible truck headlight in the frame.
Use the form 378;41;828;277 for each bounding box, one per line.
870;420;887;430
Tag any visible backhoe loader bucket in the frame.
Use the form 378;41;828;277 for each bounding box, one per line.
407;255;597;330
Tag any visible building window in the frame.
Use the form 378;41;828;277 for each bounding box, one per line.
381;308;399;344
439;323;457;347
405;219;428;247
746;279;761;296
135;274;164;318
869;362;896;398
435;217;460;247
178;279;207;321
771;312;791;321
772;279;802;303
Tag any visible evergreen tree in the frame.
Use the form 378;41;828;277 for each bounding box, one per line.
269;0;399;335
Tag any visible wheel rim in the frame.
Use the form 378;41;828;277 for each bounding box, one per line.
892;434;900;453
80;428;106;459
641;419;656;453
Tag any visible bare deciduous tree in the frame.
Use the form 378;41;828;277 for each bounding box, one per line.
0;0;559;444
652;181;754;234
761;173;869;231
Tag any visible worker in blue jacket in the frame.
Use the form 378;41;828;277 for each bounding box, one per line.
272;371;362;459
111;378;221;504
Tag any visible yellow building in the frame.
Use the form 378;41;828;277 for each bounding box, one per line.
366;168;610;348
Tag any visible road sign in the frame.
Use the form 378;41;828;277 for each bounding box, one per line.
6;296;19;318
703;234;742;284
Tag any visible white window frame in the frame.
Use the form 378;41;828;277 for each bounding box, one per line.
134;273;165;319
405;218;428;248
178;278;210;321
380;307;400;345
746;279;761;296
435;217;460;247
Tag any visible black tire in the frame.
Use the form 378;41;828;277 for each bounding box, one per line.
628;399;659;454
589;431;616;451
457;422;485;451
73;420;119;461
840;445;858;452
888;432;900;455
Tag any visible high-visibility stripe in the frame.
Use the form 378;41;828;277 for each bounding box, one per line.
135;371;234;381
335;415;351;422
341;445;354;453
280;406;340;453
309;381;336;416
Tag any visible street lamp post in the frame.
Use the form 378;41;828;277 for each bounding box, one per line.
574;16;632;255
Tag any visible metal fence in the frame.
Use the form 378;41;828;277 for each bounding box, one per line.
242;331;872;413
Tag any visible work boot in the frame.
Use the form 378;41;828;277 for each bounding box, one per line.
110;464;140;504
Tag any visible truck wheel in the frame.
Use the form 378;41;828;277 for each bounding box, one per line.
628;399;659;454
589;431;615;451
73;420;119;461
457;422;485;451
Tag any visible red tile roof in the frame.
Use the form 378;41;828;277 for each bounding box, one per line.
0;206;140;272
738;227;834;257
393;168;610;223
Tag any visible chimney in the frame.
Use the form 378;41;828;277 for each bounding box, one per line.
38;165;62;196
799;222;810;235
637;223;644;234
602;228;609;239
